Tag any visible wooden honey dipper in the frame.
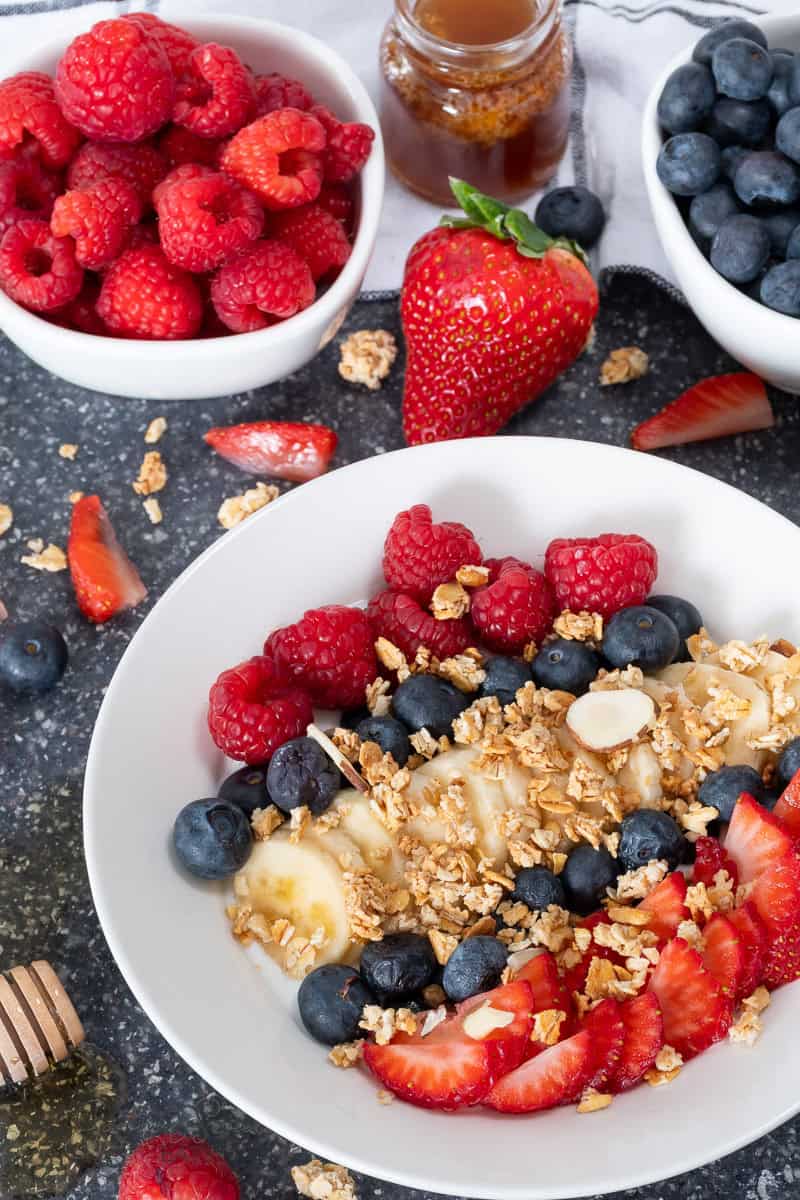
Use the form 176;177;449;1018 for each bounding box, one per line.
0;961;84;1086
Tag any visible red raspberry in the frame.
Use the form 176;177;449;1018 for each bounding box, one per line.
157;171;263;272
123;222;159;255
544;534;659;620
265;605;377;711
0;71;80;169
0;157;61;236
55;18;174;143
158;123;224;167
51;178;141;270
270;203;351;281
0;218;83;312
317;182;354;232
97;244;202;339
383;504;482;604
152;162;217;207
51;276;106;335
121;12;198;79
367;589;472;661
173;43;253;138
119;1133;239;1200
221;109;326;209
210;239;315;333
470;557;557;654
310;104;374;183
253;73;313;116
66;141;169;209
208;654;313;764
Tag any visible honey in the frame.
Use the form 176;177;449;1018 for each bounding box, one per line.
380;0;573;206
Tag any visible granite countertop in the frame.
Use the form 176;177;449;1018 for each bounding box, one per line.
2;270;800;1200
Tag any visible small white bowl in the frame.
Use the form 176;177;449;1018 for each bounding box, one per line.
0;15;384;400
642;14;800;394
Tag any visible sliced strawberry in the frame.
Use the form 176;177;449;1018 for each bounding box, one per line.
648;937;731;1058
702;913;746;1000
561;912;625;996
363;1013;492;1110
457;979;533;1076
693;836;739;888
751;852;800;939
513;951;576;1054
724;793;794;884
609;992;664;1093
67;494;147;624
639;872;689;942
203;420;338;482
728;902;768;998
483;1029;593;1114
762;918;800;988
581;997;625;1090
775;769;800;838
631;372;774;452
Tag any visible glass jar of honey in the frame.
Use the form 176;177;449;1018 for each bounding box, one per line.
380;0;573;206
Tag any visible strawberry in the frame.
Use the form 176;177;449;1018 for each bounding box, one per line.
203;420;337;482
727;902;768;998
639;872;689;942
67;495;146;624
609;992;664;1093
363;1012;491;1110
751;853;800;987
456;979;533;1076
400;179;598;444
774;768;800;838
581;997;625;1091
630;372;774;451
483;1029;593;1114
693;836;739;889
648;937;731;1058
702;913;746;999
761;917;800;988
724;793;794;884
513;951;575;1052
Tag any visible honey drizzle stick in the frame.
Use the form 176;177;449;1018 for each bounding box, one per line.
306;723;370;795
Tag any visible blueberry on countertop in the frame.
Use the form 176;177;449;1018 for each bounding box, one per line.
697;763;767;822
618;809;687;872
480;655;532;706
734;151;800;207
442;936;508;1002
355;715;411;765
512;866;566;912
531;637;601;695
0;620;68;693
777;736;800;789
711;38;774;102
657;62;716;133
267;736;340;816
534;186;606;248
657;133;721;196
689;182;740;242
706;97;771;147
360;933;438;1004
602;605;680;671
710;213;770;282
392;674;470;739
693;20;768;66
645;595;703;660
218;764;270;817
761;259;800;314
173;798;252;880
298;964;375;1045
561;845;621;916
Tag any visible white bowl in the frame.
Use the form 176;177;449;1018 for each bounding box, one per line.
85;436;800;1200
642;14;800;394
0;16;384;400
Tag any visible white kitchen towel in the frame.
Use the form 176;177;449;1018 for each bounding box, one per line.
0;0;794;294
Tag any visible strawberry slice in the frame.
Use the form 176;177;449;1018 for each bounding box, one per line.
693;836;739;888
775;769;800;838
609;992;664;1093
639;872;689;942
363;1013;492;1110
631;372;774;451
724;793;794;884
457;979;533;1076
648;937;731;1058
67;494;146;624
581;997;625;1090
728;901;768;998
750;852;800;989
761;918;800;988
513;951;576;1054
203;420;338;482
483;1029;593;1114
702;913;746;1000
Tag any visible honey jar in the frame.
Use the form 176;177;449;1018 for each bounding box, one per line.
380;0;573;206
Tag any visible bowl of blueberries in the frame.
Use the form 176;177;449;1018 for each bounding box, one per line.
642;14;800;392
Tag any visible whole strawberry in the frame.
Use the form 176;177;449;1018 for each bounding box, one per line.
401;179;598;444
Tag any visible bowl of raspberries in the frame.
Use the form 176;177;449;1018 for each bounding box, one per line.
642;14;800;394
0;12;383;399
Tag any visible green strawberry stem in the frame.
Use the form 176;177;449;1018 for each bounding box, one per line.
440;178;588;265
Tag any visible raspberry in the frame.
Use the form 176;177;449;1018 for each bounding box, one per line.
0;157;61;236
0;71;80;169
51;276;106;335
367;589;472;661
270;203;351;281
253;73;313;116
264;605;377;710
383;504;482;604
51;178;141;270
310;104;375;183
0;218;83;312
208;654;313;764
66;141;170;208
158;123;224;167
97;244;202;339
317;182;355;232
173;43;253;138
470;557;557;654
210;239;315;333
121;12;198;79
221;108;326;209
119;1133;239;1200
544;534;659;620
123;222;159;255
152;162;217;207
157;171;263;272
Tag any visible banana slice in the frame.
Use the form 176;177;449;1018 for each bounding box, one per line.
618;742;663;808
659;662;770;769
332;789;408;885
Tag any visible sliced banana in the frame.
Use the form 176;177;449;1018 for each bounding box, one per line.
659;661;770;769
618;742;663;809
331;790;408;885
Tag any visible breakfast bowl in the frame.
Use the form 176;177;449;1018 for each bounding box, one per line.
0;15;384;400
642;14;800;394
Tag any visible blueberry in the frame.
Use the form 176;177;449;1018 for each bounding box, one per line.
531;638;601;695
706;98;772;148
761;787;781;812
561;845;621;916
734;151;800;207
218;764;270;817
266;736;340;816
441;935;508;1002
618;810;687;872
479;656;532;706
173;798;252;880
768;51;796;117
658;63;716;134
760;259;800;314
534;186;606;248
693;20;768;66
777;736;800;788
788;224;800;258
776;107;800;164
763;209;800;256
512;865;566;911
657;133;721;197
698;763;767;822
360;933;438;1004
645;595;703;660
297;964;375;1045
355;715;411;766
602;606;680;671
340;705;372;729
689;182;739;241
710;213;770;282
392;674;469;738
712;38;774;102
790;56;800;107
0;620;68;693
721;145;750;181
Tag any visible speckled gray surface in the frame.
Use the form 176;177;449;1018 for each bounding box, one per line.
2;272;800;1200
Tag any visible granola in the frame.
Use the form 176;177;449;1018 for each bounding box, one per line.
218;482;279;529
144;416;167;444
599;346;649;386
292;1160;357;1200
142;497;163;525
338;329;397;390
328;1041;364;1068
359;1005;418;1044
58;442;78;460
553;610;604;642
132;449;167;496
431;581;470;621
0;503;12;537
20;542;67;572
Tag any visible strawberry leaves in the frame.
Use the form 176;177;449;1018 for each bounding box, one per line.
441;177;588;264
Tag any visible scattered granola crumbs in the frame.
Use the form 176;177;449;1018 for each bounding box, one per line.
463;915;497;939
144;415;167;444
365;675;392;716
328;1040;364;1069
132;449;167;496
553;610;603;642
522;641;537;663
218;482;279;529
531;1008;566;1047
58;442;78;460
338;329;397;390
456;563;490;588
644;1043;683;1086
743;985;770;1014
292;1159;357;1200
420;1004;447;1036
609;860;669;902
68;490;84;504
343;870;388;942
430;580;470;621
359;1005;418;1045
677;800;718;838
375;636;408;674
429;928;459;965
729;1008;763;1046
376;1089;394;1105
676;919;705;950
577;1089;613;1113
605;904;652;927
600;346;649;386
20;542;67;572
289;805;311;843
437;651;486;692
409;728;440;759
251;805;284;841
0;503;11;536
143;497;163;525
717;636;770;674
332;727;362;763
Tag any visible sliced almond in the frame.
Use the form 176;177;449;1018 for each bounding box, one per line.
462;1003;515;1040
566;689;655;753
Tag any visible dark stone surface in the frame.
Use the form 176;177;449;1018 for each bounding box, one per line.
1;271;800;1199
